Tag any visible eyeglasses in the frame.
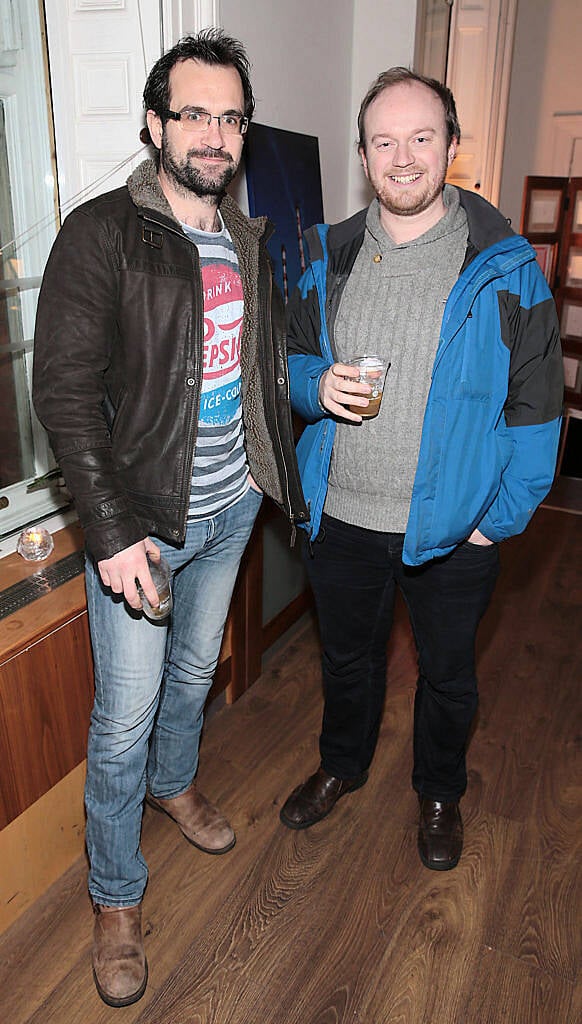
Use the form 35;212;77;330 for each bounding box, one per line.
164;108;249;135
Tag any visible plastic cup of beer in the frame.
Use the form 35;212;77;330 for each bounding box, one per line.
347;354;389;418
137;552;173;622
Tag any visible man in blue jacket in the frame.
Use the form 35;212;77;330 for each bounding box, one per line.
279;68;563;870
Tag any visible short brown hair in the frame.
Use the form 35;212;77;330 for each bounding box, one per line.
357;67;460;150
143;28;255;123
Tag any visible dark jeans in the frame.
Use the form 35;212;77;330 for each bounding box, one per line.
304;514;500;802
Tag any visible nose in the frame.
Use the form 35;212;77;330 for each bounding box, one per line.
392;143;414;168
201;117;225;148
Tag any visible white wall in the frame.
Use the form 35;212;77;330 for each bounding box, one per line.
219;0;355;223
499;0;582;229
348;0;418;214
219;0;418;223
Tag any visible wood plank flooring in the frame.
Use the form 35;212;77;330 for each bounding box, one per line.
0;507;580;1023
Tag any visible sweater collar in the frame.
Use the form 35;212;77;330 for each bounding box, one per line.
365;185;467;254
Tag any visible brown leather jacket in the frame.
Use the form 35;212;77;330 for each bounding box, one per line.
33;160;307;561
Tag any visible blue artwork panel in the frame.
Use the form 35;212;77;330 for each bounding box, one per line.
244;122;324;302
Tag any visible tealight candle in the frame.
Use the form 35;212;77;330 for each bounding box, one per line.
17;525;54;561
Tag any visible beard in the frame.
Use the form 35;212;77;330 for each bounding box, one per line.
160;133;238;198
373;155;449;219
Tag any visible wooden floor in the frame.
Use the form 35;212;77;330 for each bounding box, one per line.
0;507;580;1024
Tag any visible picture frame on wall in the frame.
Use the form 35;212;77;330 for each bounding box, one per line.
532;243;557;285
561;298;582;341
563;355;582;393
574;192;582;233
526;188;563;233
520;177;568;254
565;247;582;289
520;177;569;292
244;123;324;303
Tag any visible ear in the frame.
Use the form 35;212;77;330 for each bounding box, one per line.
359;145;370;182
146;109;163;151
447;136;458;167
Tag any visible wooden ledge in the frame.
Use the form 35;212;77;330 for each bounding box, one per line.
0;523;87;664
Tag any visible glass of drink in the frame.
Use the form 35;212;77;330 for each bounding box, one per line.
347;355;389;418
137;552;173;622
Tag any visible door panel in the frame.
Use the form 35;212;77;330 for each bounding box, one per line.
44;0;162;209
443;0;517;205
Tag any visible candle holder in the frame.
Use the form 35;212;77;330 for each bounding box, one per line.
17;525;54;562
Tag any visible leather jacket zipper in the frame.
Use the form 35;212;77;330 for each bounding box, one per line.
142;210;202;541
259;260;295;524
180;247;205;538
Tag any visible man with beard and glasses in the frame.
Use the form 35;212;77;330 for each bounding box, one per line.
33;30;306;1007
280;70;563;871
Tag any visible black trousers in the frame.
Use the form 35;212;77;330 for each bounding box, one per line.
304;514;500;802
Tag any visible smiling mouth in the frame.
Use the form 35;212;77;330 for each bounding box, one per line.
389;173;422;184
188;149;232;163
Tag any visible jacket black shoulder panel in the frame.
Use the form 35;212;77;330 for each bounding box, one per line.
457;186;515;254
498;290;564;426
327;209;367;280
326;208;368;250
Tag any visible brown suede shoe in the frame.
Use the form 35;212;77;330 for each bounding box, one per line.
92;903;147;1007
417;798;463;871
146;784;235;854
279;765;368;829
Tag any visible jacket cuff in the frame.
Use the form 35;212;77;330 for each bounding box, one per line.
82;513;148;563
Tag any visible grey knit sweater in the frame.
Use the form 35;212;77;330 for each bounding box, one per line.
325;185;468;532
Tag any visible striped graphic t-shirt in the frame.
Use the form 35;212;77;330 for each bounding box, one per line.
182;215;249;520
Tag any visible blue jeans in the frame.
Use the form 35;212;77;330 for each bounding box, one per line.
84;487;262;906
305;514;500;802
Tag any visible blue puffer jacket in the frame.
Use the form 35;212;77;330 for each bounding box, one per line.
287;188;564;566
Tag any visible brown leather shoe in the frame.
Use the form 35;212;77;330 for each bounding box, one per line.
417;798;463;871
92;903;147;1007
146;784;235;854
279;765;368;829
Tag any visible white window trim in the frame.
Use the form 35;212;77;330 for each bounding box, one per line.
0;0;63;547
1;0;221;558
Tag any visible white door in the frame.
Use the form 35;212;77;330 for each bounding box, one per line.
44;1;220;209
414;0;453;83
0;0;217;543
43;0;164;210
445;0;517;205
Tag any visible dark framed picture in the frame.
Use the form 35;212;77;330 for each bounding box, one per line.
565;246;582;289
532;242;557;284
244;123;324;302
574;190;582;232
520;176;568;242
526;188;563;233
561;298;582;340
563;355;582;392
